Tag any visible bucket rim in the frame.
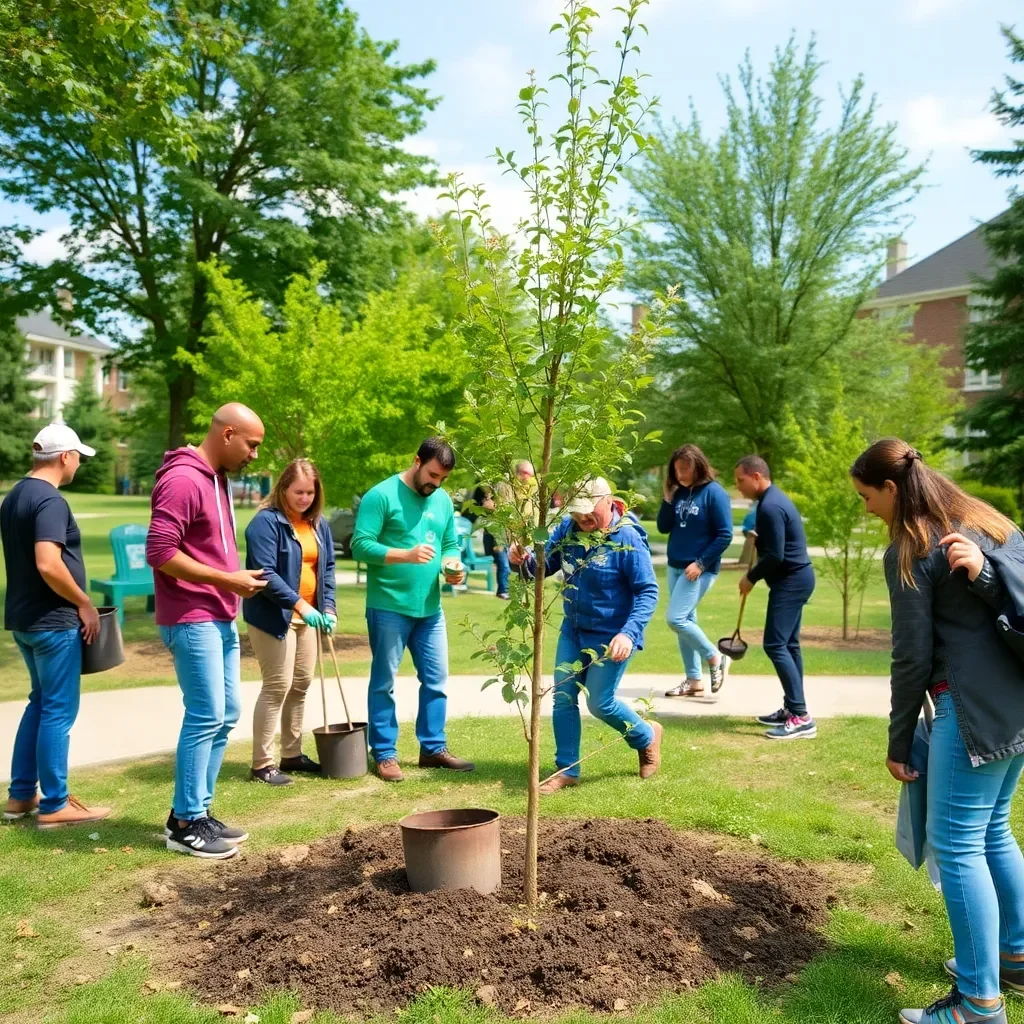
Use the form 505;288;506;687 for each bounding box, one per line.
312;723;367;735
399;807;500;833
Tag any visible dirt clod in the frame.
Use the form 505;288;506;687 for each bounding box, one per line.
291;1012;314;1024
277;845;310;868
152;818;829;1016
141;882;179;908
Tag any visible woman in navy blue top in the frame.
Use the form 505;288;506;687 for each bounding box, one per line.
657;444;734;697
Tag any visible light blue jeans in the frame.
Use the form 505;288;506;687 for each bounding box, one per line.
366;608;448;763
160;621;241;821
665;565;719;680
9;628;81;814
553;628;655;777
927;689;1024;999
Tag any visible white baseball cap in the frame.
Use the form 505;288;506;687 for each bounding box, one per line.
564;477;613;515
33;423;96;458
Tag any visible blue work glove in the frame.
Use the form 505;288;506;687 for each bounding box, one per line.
300;608;327;631
324;612;337;635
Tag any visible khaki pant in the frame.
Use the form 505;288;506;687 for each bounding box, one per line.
249;621;317;769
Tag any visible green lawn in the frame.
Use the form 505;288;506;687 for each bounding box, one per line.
0;714;1013;1023
0;494;891;704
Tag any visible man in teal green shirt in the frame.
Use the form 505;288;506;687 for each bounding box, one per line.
352;437;475;781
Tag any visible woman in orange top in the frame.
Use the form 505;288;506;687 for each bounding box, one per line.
243;460;336;785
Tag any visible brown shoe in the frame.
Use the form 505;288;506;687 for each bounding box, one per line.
37;795;111;830
418;749;475;772
665;680;703;697
3;794;40;821
638;721;663;780
539;773;580;795
374;758;404;782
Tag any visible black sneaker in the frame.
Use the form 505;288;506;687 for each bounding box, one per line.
278;754;321;775
206;813;249;845
250;765;293;786
165;816;238;859
756;708;789;726
163;810;248;844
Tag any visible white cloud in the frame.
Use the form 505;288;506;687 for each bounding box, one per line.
904;0;965;21
901;95;1007;155
22;225;70;265
450;43;527;116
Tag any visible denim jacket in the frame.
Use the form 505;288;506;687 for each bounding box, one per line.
243;508;336;640
885;529;1024;766
521;510;659;647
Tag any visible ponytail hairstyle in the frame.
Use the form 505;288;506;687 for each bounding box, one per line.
850;437;1017;588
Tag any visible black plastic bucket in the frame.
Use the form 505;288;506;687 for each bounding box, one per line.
81;607;125;675
313;723;368;779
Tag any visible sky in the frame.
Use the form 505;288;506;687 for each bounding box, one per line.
5;0;1021;339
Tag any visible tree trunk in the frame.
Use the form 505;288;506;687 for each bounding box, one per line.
842;547;849;641
166;368;196;450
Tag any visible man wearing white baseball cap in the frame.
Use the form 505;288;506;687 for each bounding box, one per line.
510;476;662;793
1;423;110;828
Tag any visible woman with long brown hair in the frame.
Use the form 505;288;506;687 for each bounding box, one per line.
657;444;734;697
243;459;336;786
851;438;1024;1024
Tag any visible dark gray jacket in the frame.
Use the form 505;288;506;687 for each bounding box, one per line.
885;529;1024;767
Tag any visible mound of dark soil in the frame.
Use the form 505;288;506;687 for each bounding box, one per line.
155;817;831;1015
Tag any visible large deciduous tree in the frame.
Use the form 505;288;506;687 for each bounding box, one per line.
627;38;924;469
0;0;437;447
0;318;39;479
953;27;1024;492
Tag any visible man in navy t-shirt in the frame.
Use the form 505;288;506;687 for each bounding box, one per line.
1;423;109;828
734;454;816;741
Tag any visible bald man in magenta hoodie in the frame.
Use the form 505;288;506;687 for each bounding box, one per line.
146;404;268;860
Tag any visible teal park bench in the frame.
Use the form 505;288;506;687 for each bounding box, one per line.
90;524;155;625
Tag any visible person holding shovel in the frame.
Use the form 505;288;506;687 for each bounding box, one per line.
852;439;1024;1024
658;444;734;698
509;477;661;794
351;437;475;782
734;455;816;740
243;459;337;786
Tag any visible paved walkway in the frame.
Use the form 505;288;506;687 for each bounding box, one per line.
0;673;890;780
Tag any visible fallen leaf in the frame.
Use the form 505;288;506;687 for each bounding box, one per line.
327;904;338;915
143;980;163;993
463;947;474;958
15;919;40;939
884;971;903;989
290;1013;314;1024
902;920;916;931
613;999;628;1011
237;968;251;980
476;986;497;1007
51;848;64;855
93;847;109;854
514;998;531;1013
120;846;134;854
743;951;754;961
692;879;729;902
197;920;211;931
785;973;800;984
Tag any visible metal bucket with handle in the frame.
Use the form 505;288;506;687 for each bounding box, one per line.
717;593;749;660
311;630;368;779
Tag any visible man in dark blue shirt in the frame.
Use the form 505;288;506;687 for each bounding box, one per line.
734;455;816;740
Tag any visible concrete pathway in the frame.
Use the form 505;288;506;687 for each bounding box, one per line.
0;672;890;780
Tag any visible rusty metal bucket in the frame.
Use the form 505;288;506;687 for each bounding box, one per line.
399;808;501;895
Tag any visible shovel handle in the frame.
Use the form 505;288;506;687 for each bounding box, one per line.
734;592;748;638
315;628;328;730
325;632;353;729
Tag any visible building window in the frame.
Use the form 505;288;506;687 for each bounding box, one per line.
63;350;75;378
117;369;129;392
37;396;52;419
879;306;915;331
964;367;1002;391
34;347;54;375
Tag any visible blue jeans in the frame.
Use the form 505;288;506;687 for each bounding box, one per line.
927;689;1024;1000
366;608;448;763
9;629;81;814
764;565;815;716
553;628;654;777
665;566;718;679
493;547;511;595
160;621;241;821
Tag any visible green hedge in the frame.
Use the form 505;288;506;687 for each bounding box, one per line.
959;480;1021;523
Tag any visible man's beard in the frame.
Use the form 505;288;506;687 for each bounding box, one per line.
414;470;437;497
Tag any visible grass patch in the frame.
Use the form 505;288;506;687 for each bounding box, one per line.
3;714;1017;1022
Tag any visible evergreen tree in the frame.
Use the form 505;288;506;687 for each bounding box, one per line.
61;358;117;493
0;317;38;480
955;27;1024;491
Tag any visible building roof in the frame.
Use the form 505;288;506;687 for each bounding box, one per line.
15;310;113;352
874;215;1004;302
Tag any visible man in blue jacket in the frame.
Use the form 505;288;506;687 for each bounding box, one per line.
735;455;816;740
510;477;661;794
